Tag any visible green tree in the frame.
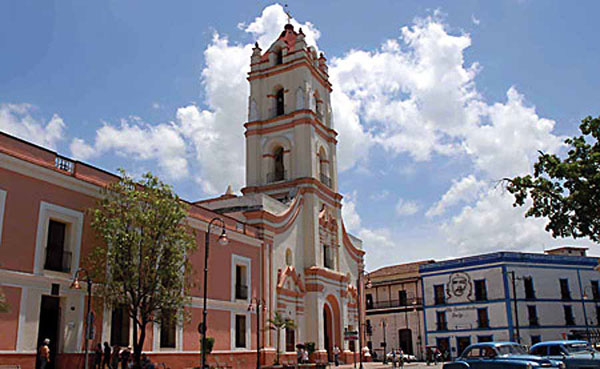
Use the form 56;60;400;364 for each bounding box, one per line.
88;170;196;369
268;312;295;365
505;115;600;241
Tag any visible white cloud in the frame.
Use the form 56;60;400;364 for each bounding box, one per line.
439;185;596;255
369;190;390;201
471;15;481;25
358;227;397;269
70;117;189;180
327;14;572;255
426;175;486;217
0;103;66;149
395;198;420;216
342;192;398;269
240;4;321;53
341;192;362;233
463;87;564;178
175;33;251;194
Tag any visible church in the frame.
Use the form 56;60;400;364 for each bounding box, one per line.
200;22;366;363
0;22;365;369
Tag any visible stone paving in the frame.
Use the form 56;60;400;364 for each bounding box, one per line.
334;362;445;369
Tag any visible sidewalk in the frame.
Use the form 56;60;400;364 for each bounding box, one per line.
334;362;444;369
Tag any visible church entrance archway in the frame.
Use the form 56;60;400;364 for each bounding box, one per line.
323;295;342;363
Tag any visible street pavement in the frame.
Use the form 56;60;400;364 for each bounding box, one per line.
335;362;444;369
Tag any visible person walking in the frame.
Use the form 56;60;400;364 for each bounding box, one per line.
433;348;440;365
103;342;112;369
111;346;120;369
398;349;404;368
38;338;51;369
94;343;103;369
333;346;340;366
301;348;309;364
120;347;131;369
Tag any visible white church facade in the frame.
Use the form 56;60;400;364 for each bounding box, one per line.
199;22;366;364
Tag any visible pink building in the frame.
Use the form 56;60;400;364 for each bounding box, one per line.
0;132;263;369
0;21;366;369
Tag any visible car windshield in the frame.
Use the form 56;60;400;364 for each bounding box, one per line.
497;344;527;355
564;343;595;353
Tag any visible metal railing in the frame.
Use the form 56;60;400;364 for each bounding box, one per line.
267;170;287;183
319;173;331;188
44;248;72;273
55;156;74;173
235;284;248;300
366;297;423;310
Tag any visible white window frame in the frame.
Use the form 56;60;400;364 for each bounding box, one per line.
34;201;84;275
231;254;251;303
102;304;133;348
230;312;251;350
153;314;183;351
0;188;6;249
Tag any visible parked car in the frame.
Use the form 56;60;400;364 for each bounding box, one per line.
386;350;417;362
443;342;565;368
530;340;600;368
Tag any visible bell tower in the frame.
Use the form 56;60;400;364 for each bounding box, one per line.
242;23;338;202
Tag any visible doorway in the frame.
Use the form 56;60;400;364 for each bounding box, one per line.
398;329;413;355
37;295;61;369
436;337;450;360
457;336;471;358
323;305;333;362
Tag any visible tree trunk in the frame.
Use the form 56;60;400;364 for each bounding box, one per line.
134;322;146;369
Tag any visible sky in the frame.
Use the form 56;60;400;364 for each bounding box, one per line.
1;1;599;271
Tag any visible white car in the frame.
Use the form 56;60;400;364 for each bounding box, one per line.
386;351;417;362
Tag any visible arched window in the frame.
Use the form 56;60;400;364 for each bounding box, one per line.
274;146;285;181
276;49;283;65
276;88;285;116
318;147;331;187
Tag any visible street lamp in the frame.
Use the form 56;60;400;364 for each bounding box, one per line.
504;270;521;343
582;286;598;343
381;319;388;365
70;268;93;369
412;300;422;361
248;297;266;369
201;217;228;369
357;269;371;369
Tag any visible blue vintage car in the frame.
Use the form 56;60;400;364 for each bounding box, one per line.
443;342;565;368
530;340;600;368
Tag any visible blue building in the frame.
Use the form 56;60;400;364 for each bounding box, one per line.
419;248;600;358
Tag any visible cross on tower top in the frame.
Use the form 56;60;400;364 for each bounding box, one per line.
284;4;292;25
